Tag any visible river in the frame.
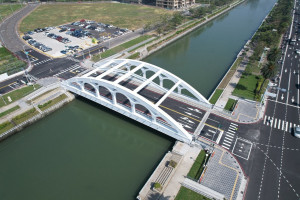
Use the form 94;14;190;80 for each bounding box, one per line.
0;0;277;199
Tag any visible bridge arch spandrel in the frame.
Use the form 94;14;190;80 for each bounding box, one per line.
64;76;192;143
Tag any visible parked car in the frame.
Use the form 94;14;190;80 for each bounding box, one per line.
23;35;32;40
61;50;67;54
27;31;34;35
59;28;67;32
28;39;36;45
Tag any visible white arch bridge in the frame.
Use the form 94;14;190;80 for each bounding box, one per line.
62;59;212;143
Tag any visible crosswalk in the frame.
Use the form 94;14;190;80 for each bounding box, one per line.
221;122;238;150
33;58;53;66
263;115;299;132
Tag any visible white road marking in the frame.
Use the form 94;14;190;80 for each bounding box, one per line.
285;121;289;132
274;118;277;128
263;115;267;124
226;132;234;136
282;120;285;131
225;134;234;139
228;129;235;134
278;119;281;129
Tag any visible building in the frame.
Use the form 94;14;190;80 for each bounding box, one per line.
156;0;195;9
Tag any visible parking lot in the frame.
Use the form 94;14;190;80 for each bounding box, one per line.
22;19;130;58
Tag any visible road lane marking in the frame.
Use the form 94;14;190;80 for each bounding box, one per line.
274;118;277;128
285;121;289;132
0;81;17;90
225;134;234;139
226;132;234;136
282;120;285;131
278;119;281;129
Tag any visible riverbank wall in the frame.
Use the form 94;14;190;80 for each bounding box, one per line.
0;88;74;142
139;0;245;60
208;0;279;101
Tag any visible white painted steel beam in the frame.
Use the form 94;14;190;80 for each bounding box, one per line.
114;63;145;84
133;69;163;93
95;60;128;80
155;81;181;106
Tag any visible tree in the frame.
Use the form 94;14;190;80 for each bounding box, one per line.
259;61;277;93
267;48;280;62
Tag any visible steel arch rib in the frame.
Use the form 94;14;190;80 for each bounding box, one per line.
117;59;211;105
63;76;193;143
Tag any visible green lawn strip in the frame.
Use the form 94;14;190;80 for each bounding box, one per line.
232;74;261;100
20;3;173;33
175;186;211;200
187;150;206;180
0;47;27;75
92;35;152;61
224;98;238;111
0;84;41;108
38;94;67;111
0;4;22;19
30;89;56;102
209;89;223;104
129;37;158;53
12;108;39;125
0;105;20;118
0;121;14;134
127;52;140;59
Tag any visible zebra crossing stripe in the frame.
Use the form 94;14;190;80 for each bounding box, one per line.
270;117;273;127
278;119;281;129
229;126;236;130
282;120;285;131
274;118;277;128
226;131;234;136
267;116;270;126
230;122;238;126
222;141;231;146
222;145;230;150
228;129;235;134
263;115;267;124
285;121;289;132
229;124;237;128
225;134;234;138
224;137;233;142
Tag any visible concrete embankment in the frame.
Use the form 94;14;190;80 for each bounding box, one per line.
138;0;245;60
0;84;74;142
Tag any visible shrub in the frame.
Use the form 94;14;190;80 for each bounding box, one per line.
154;182;161;189
169;160;177;168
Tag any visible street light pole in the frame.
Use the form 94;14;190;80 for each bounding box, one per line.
23;45;32;68
0;30;6;47
0;93;6;105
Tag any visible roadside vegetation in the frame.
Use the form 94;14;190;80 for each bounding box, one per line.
20;3;172;32
209;89;223;104
175;186;211;200
12;108;39;125
187;150;207;180
0;84;40;108
0;47;26;75
233;0;293;101
38;94;67;111
0;4;23;20
0;105;20;118
224;98;237;111
92;35;152;61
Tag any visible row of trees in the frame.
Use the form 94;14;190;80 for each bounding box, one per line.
248;0;293;99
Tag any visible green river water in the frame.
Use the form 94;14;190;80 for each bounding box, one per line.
0;0;277;199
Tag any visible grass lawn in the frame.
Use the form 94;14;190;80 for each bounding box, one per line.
0;47;27;75
38;94;67;111
175;186;211;200
224;98;237;111
0;4;23;20
0;84;41;108
187;150;206;180
209;89;223;104
232;74;261;100
0;105;20;118
12;108;39;125
92;35;152;61
0;121;14;134
20;3;172;33
127;52;140;59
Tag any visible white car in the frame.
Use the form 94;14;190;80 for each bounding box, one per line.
294;127;300;138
